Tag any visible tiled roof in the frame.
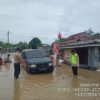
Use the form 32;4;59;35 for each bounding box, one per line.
60;32;94;45
67;32;86;39
59;39;100;49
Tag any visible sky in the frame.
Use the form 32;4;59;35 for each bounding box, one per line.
0;0;100;44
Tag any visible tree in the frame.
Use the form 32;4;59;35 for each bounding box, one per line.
0;41;3;47
55;38;67;42
93;33;100;38
2;43;13;49
85;28;94;37
29;37;42;49
16;42;29;50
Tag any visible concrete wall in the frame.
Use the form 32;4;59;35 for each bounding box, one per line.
88;47;95;68
94;47;99;68
88;47;99;69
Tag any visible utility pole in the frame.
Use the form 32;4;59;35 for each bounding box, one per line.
7;31;10;44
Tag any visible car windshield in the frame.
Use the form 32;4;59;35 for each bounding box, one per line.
25;49;47;59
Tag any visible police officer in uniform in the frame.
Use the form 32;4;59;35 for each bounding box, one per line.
70;49;79;76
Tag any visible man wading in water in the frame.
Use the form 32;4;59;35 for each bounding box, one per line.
14;48;23;79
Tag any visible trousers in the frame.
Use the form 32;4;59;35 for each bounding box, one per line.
72;66;78;76
14;63;20;78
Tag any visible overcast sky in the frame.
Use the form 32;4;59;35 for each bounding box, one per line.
0;0;100;44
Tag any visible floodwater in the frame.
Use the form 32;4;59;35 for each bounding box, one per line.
0;54;100;100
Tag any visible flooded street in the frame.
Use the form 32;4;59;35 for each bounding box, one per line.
0;54;100;100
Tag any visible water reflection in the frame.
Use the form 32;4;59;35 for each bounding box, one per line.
70;77;80;95
13;80;20;100
0;65;2;72
0;61;100;100
12;73;54;100
23;73;54;88
4;63;10;70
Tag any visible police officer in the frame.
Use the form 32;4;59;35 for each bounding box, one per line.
70;49;79;76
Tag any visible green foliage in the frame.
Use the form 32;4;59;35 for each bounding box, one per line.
93;33;100;37
55;38;67;42
29;37;42;49
15;42;29;50
0;41;3;47
0;42;12;49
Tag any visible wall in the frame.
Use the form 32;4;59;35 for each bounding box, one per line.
94;47;99;68
88;47;99;69
88;47;95;68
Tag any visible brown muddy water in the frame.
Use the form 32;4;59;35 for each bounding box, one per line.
0;55;100;100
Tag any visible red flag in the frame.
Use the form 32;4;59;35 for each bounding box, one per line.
58;32;62;39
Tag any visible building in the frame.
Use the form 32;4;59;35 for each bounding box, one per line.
59;32;100;70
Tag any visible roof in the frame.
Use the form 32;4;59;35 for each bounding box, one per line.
60;32;94;45
67;32;86;39
59;39;100;49
59;31;100;49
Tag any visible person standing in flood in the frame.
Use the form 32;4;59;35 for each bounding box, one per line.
14;48;23;79
70;49;79;76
